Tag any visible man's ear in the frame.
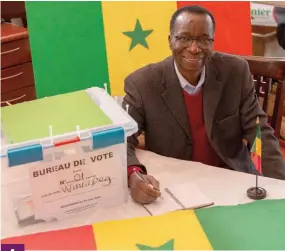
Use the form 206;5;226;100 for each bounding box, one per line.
168;34;172;50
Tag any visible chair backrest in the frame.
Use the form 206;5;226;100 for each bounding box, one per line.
241;55;285;138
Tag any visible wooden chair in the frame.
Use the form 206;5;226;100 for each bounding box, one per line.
241;56;285;139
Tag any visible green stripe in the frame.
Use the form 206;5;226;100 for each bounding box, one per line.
250;138;256;153
250;124;261;153
257;124;261;139
195;199;285;250
25;2;110;98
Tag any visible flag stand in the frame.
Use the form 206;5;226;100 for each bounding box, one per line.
246;116;267;200
247;174;267;200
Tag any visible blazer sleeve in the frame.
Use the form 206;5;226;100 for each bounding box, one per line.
122;75;147;173
240;61;285;180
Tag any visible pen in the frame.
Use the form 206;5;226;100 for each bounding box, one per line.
134;171;163;198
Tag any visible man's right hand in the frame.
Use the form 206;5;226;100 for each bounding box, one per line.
128;172;161;204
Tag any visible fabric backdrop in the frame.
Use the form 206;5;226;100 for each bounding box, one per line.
2;199;285;250
25;1;252;98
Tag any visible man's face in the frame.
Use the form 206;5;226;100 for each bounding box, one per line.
169;12;214;74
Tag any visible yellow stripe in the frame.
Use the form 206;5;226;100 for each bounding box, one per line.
102;1;176;96
256;138;261;157
92;210;213;250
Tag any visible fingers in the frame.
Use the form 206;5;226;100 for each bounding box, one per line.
146;175;160;190
131;183;157;204
139;180;161;198
129;174;161;204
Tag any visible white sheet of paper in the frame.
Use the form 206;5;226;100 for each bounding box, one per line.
143;182;214;216
29;144;127;220
143;192;179;215
169;182;214;209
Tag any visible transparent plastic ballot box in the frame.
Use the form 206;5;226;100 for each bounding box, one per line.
1;87;138;230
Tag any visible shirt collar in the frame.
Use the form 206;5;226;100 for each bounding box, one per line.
174;61;206;91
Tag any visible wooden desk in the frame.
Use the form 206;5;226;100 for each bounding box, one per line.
1;149;285;238
1;23;36;106
137;149;285;205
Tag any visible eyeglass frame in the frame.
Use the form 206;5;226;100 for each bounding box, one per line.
171;35;214;48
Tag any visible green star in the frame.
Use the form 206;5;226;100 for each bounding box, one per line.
136;239;174;250
123;19;153;51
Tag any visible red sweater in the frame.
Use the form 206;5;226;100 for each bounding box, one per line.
183;89;224;167
128;88;224;177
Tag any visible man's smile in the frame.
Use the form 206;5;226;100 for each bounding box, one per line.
182;56;204;62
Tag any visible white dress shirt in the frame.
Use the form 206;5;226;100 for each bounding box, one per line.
174;61;205;95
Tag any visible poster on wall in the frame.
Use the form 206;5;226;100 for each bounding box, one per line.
251;3;277;27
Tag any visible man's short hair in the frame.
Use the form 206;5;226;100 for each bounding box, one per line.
170;5;216;34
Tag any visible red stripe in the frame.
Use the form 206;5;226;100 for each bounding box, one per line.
54;136;80;147
177;1;252;56
1;225;97;250
252;152;262;174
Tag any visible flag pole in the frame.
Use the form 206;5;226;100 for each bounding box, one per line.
255;117;259;190
255;174;258;190
255;173;258;189
247;116;267;200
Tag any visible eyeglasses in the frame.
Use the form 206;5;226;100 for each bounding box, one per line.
173;35;214;49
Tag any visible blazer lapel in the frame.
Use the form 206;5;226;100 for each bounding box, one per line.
203;58;224;139
160;56;191;140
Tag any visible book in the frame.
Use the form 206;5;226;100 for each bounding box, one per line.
143;183;214;216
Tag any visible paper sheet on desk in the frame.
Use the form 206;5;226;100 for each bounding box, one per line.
143;183;214;215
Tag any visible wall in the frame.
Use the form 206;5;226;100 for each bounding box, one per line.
264;38;285;57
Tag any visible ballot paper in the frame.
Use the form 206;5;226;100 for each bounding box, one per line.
143;182;214;216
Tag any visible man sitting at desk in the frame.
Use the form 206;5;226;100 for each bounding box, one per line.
123;5;285;204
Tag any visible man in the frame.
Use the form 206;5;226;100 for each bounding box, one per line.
123;5;285;204
274;6;285;49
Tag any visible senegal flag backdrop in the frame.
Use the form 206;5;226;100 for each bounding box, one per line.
2;199;285;250
25;1;252;98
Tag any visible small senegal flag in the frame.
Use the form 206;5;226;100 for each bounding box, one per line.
250;117;262;174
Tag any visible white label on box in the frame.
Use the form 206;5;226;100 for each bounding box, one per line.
29;144;126;220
